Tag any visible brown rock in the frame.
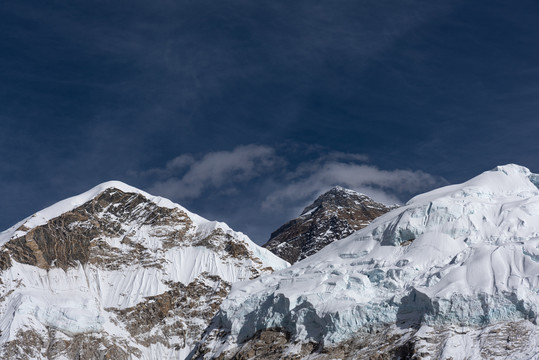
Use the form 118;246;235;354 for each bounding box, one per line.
264;186;397;264
3;188;194;271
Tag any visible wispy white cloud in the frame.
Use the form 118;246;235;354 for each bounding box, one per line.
262;162;442;212
148;144;282;199
324;151;369;163
146;143;443;211
140;154;196;177
142;144;446;243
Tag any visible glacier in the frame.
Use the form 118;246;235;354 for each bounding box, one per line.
198;164;539;359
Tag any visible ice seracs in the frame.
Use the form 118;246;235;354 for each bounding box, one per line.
195;164;539;359
4;165;539;359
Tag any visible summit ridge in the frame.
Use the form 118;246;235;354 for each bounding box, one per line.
0;182;287;359
195;164;539;359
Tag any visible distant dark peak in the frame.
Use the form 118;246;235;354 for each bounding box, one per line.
330;185;357;193
264;186;397;264
301;186;370;216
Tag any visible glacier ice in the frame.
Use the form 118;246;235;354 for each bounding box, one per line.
203;164;539;356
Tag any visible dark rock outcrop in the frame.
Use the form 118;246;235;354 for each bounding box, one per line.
263;186;397;263
3;188;192;271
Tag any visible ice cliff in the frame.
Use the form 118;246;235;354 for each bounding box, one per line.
196;164;539;359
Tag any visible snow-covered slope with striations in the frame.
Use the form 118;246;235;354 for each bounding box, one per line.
0;181;288;360
195;164;539;359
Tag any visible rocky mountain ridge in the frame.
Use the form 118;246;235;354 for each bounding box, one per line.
0;181;288;360
263;186;397;263
4;165;539;360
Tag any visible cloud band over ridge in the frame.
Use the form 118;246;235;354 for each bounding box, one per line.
145;144;445;215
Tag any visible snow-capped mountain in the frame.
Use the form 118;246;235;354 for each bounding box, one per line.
263;186;397;263
195;164;539;359
0;181;288;360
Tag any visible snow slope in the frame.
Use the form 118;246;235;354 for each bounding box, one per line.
198;164;539;359
0;181;288;360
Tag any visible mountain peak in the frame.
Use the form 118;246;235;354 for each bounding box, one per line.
198;164;539;359
0;180;288;359
301;186;370;215
1;180;208;245
492;163;530;175
328;185;361;194
407;163;538;207
264;187;397;263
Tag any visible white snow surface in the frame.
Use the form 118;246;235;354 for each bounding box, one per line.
0;181;288;358
207;164;539;355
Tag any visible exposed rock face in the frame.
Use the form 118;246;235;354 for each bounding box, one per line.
263;186;397;263
4;189;190;271
0;182;288;360
109;274;230;350
195;320;539;359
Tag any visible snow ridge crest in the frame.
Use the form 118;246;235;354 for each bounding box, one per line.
198;164;539;359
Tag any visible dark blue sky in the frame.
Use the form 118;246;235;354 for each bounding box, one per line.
2;0;539;243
